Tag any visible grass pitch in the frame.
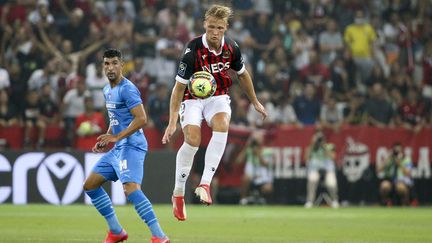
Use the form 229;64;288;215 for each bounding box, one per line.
0;204;431;243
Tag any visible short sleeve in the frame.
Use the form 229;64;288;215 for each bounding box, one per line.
175;42;195;84
230;41;245;75
121;83;142;110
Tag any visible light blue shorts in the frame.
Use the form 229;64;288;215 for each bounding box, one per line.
92;146;146;184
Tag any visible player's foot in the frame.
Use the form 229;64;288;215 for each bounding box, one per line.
195;184;212;205
172;195;186;221
304;201;313;208
331;200;340;209
103;229;128;243
150;236;170;243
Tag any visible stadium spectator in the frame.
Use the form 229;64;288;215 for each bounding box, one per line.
343;92;367;125
85;56;109;111
61;79;91;147
365;82;394;127
237;131;274;205
106;0;136;21
28;0;54;28
320;96;343;132
328;57;352;101
422;40;432;98
22;90;44;148
299;50;330;99
37;83;61;147
133;7;159;57
292;29;314;70
247;91;277;128
319;18;344;66
74;96;105;151
376;142;413;206
27;58;58;92
344;9;377;85
397;87;428;133
304;130;339;208
154;25;184;86
147;83;170;133
0;66;10;90
0;89;19;127
293;82;321;126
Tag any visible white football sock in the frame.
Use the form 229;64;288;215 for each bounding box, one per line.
173;142;198;196
200;131;228;185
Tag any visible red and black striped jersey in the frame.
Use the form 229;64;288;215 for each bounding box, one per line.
175;33;245;100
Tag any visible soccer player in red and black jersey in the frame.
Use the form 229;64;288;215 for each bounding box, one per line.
162;4;267;221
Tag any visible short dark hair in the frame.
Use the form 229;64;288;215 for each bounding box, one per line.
103;48;122;60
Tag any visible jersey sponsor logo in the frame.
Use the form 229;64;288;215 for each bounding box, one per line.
178;62;187;76
106;103;116;109
202;62;230;73
108;111;119;126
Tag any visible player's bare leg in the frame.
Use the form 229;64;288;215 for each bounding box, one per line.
172;125;200;220
196;112;229;205
84;173;128;243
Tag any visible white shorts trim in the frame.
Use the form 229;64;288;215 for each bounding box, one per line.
179;94;231;128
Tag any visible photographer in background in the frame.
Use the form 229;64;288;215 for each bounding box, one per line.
237;131;274;205
304;130;339;208
377;143;413;206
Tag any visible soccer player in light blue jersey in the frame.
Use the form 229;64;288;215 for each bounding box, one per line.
83;49;169;243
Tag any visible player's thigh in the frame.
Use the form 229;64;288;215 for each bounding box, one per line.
115;147;146;185
91;150;119;182
179;99;204;129
203;95;231;129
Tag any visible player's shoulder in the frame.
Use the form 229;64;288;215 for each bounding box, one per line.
184;35;203;51
224;36;239;48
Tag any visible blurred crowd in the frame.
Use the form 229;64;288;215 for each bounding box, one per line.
0;0;432;149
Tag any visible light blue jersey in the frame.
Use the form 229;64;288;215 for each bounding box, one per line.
103;78;148;151
93;77;147;184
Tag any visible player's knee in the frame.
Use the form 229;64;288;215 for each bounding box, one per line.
325;172;337;188
210;113;230;132
83;180;95;191
380;180;392;193
396;183;408;196
307;171;319;183
123;182;140;196
184;134;201;147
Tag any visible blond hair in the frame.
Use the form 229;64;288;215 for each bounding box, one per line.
205;4;233;22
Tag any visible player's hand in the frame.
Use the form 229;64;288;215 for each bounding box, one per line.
96;134;118;148
253;102;267;120
162;124;177;144
92;142;107;153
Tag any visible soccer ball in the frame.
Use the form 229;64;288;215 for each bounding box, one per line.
188;71;217;99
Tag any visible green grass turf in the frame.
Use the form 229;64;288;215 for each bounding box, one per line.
0;204;431;243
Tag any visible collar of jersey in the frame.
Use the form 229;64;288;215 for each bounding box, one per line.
202;33;225;56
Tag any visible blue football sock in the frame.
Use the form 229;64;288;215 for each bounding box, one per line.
85;187;122;234
128;190;165;238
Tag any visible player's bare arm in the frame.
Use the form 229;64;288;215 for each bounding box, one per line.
237;70;267;120
162;81;187;144
97;104;147;146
